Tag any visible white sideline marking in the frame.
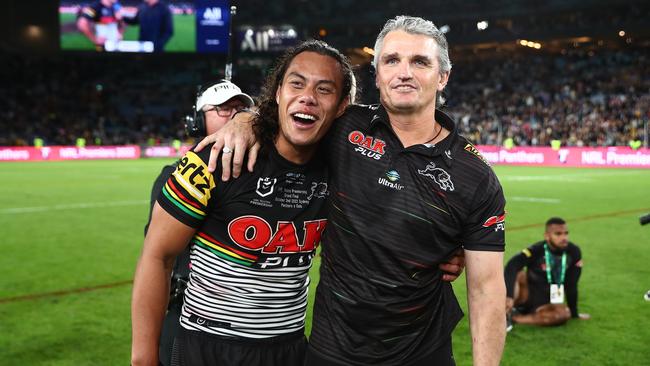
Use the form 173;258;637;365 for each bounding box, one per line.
509;196;561;204
1;200;148;214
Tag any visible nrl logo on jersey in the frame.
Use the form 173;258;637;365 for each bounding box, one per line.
256;177;277;197
464;143;491;166
418;162;455;192
348;131;386;160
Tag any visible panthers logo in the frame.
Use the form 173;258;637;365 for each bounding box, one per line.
417;162;455;192
308;182;329;200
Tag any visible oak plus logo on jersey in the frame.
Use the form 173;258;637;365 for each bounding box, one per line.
378;170;404;191
348;131;386;160
417;162;455;191
228;216;327;262
256;177;277;197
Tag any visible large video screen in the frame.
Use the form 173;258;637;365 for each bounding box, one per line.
59;0;230;53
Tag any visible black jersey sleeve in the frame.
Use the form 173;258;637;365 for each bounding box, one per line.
566;244;583;317
156;146;218;228
461;169;506;251
144;163;178;236
78;3;101;21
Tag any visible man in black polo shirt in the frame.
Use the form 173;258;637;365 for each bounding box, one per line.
197;15;505;366
505;217;589;329
123;0;173;52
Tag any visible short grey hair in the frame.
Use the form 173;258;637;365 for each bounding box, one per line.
373;15;452;75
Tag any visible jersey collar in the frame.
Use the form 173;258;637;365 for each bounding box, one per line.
368;104;459;166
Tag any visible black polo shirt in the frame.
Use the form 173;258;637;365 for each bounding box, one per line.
309;104;506;365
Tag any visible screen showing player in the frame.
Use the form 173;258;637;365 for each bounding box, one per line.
59;0;230;53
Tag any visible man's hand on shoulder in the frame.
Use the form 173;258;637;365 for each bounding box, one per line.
194;111;259;181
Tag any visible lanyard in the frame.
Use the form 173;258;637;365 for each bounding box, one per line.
543;243;566;284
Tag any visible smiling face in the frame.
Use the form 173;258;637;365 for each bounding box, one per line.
274;51;349;163
375;30;449;116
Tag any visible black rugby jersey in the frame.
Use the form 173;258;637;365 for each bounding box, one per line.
78;1;120;23
157;144;329;339
309;104;506;365
505;241;583;317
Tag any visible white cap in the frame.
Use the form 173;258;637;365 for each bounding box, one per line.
195;80;254;111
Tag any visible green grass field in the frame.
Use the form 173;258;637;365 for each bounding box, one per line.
59;13;196;52
1;160;649;365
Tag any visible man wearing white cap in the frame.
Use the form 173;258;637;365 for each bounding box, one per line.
142;79;254;366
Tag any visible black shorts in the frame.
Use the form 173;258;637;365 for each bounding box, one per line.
304;337;455;366
171;328;307;366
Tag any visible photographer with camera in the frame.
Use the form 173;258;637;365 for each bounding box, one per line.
142;80;254;366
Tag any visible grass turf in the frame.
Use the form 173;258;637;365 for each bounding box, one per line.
1;160;649;365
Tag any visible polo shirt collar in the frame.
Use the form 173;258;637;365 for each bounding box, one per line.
368;104;459;166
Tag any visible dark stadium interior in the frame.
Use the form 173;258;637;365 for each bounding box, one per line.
1;0;648;147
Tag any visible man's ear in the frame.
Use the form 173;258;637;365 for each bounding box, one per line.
438;71;450;91
335;95;350;118
275;84;281;104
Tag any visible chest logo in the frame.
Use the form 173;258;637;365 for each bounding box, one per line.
464;143;490;166
348;131;386;160
308;182;329;200
256;177;277;197
418;162;455;192
378;170;404;191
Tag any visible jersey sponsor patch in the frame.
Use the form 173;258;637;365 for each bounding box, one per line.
417;162;455;191
482;213;506;231
348;130;386;160
174;151;215;206
464;143;491;166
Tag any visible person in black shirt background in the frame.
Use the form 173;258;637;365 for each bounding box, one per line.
505;217;590;330
123;0;173;52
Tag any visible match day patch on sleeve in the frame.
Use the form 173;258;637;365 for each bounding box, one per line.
464;143;491;166
172;151;215;206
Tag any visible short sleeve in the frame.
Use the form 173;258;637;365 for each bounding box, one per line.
461;170;506;251
156;147;217;228
79;4;100;20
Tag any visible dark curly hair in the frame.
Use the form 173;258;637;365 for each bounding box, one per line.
253;40;354;148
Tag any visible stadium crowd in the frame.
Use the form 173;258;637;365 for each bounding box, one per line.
0;48;647;147
443;49;650;147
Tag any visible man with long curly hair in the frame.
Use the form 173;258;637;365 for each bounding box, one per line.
131;40;352;366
